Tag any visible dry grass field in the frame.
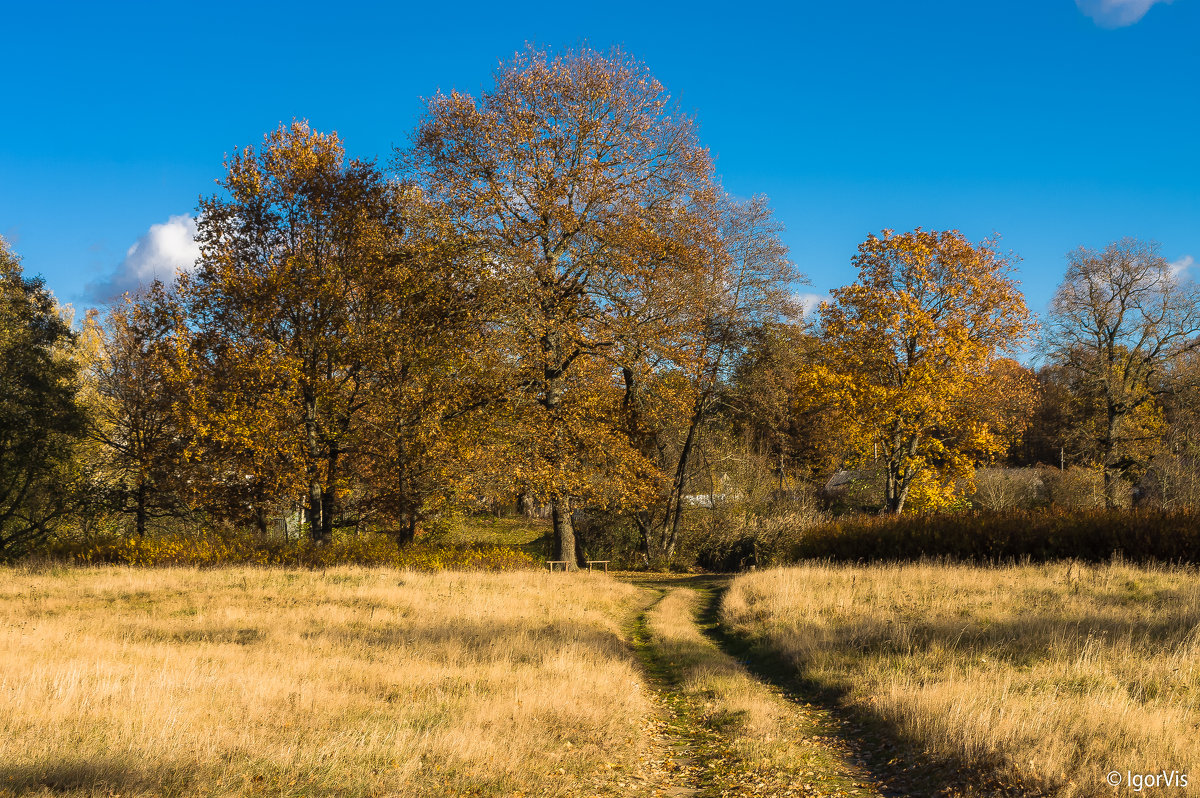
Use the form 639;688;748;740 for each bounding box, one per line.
722;561;1200;797
0;566;654;797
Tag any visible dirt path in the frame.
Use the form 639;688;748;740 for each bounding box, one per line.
624;576;886;798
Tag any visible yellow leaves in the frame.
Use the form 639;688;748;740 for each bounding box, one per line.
812;230;1037;510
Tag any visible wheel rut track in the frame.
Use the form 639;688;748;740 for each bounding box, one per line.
624;575;885;798
629;586;702;797
622;573;1044;798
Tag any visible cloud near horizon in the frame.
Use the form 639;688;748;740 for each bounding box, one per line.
84;215;200;303
1075;0;1175;27
1170;254;1195;277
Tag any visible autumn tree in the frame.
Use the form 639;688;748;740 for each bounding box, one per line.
187;122;410;543
1148;348;1200;508
404;46;723;567
348;194;501;543
726;320;839;490
1044;238;1200;506
815;229;1035;513
626;195;800;563
0;237;86;556
84;284;189;536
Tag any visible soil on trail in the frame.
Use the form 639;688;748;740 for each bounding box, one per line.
621;575;1038;798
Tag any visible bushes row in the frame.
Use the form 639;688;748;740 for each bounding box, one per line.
37;530;539;570
789;510;1200;564
41;509;1200;570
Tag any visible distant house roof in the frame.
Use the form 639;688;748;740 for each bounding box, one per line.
823;469;861;493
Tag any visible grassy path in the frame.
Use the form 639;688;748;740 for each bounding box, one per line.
624;575;1043;797
624;575;885;798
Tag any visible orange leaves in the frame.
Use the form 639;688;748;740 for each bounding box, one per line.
404;46;724;524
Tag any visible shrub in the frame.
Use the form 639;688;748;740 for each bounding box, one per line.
971;467;1044;511
1040;465;1113;510
787;509;1200;564
573;510;644;568
36;529;539;571
691;503;827;571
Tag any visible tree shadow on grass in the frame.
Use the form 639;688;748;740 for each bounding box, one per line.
692;579;1049;798
0;758;189;795
514;530;553;561
314;613;632;665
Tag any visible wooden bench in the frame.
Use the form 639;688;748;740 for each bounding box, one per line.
546;560;611;572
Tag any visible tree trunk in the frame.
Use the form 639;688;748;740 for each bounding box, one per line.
1103;405;1121;509
883;434;920;514
895;475;913;514
307;479;323;543
396;513;417;546
883;463;899;513
635;509;654;566
304;391;325;543
135;480;147;537
1103;468;1123;509
663;393;708;562
552;495;578;570
319;443;338;545
320;487;335;544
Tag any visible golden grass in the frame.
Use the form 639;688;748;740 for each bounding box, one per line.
723;561;1200;797
642;584;880;797
0;566;652;797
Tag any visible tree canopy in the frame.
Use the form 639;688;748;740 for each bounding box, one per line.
1044;238;1200;506
11;47;1200;567
0;237;86;556
813;229;1036;513
404;46;727;567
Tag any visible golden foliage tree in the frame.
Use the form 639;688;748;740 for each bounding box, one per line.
627;195;800;563
187;122;410;543
348;192;502;543
405;46;722;567
84;285;190;536
815;229;1035;513
727;320;839;490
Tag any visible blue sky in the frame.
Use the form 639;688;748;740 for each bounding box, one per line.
1;0;1195;320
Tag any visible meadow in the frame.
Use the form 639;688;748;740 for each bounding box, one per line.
0;566;653;797
722;561;1200;797
7;558;1199;797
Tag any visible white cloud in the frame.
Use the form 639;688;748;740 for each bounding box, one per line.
84;215;200;302
1075;0;1175;28
795;291;829;317
1170;254;1195;277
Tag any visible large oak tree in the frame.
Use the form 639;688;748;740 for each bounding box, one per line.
404;46;722;567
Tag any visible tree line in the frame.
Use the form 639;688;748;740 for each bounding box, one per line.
3;47;1198;566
